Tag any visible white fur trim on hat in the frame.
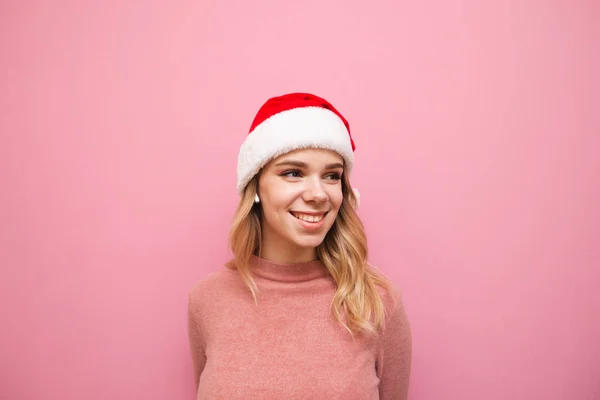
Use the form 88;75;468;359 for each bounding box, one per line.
237;106;354;194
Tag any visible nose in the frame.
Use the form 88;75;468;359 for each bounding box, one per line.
303;176;328;203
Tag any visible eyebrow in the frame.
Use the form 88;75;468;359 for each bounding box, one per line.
274;160;344;169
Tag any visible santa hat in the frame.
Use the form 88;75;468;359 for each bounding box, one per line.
236;92;360;207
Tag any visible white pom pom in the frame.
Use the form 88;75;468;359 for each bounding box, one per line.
352;188;360;210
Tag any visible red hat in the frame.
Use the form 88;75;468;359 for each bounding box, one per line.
237;93;356;196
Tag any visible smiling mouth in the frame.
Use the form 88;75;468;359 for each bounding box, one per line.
290;211;328;223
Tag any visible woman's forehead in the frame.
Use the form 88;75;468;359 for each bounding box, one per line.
269;148;344;166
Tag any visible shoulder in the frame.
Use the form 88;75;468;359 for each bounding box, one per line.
367;264;411;337
188;266;239;306
368;264;406;314
379;285;410;345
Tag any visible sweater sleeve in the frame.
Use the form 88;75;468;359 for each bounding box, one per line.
187;291;207;391
377;292;413;400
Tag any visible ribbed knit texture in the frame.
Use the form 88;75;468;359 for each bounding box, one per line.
187;256;412;399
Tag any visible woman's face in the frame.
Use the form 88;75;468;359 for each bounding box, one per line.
257;148;345;257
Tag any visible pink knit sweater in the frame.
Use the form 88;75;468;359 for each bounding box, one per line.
187;256;412;399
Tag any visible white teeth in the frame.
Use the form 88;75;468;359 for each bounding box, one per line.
292;212;324;222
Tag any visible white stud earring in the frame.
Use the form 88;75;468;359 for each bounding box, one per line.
254;194;260;203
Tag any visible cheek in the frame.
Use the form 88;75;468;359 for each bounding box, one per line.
328;188;344;210
261;193;292;225
263;191;291;212
261;204;288;236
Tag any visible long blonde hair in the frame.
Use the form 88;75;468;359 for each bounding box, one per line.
225;171;397;338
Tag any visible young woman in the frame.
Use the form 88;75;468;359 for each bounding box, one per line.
187;93;412;399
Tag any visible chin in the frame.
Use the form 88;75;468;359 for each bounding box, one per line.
292;234;328;249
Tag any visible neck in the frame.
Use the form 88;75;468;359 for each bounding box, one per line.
259;233;317;264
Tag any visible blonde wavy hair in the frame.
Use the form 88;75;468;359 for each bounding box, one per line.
225;170;397;338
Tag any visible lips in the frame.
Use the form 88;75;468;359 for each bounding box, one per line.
289;211;329;223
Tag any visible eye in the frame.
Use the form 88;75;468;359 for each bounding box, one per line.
325;172;342;181
281;169;302;178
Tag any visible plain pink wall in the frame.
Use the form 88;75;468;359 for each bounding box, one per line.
1;1;598;399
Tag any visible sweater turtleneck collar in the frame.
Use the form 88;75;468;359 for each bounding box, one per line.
249;255;330;283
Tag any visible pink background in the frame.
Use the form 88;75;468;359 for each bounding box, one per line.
1;1;599;399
